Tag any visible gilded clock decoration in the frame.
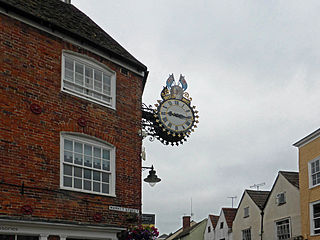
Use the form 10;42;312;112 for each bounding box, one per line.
141;74;199;146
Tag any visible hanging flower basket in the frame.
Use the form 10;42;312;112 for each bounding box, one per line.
127;225;159;240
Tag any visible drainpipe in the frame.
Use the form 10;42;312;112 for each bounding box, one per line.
260;210;264;240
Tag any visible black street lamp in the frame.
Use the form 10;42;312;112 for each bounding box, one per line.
142;165;161;187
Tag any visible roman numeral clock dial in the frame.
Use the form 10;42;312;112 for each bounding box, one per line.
141;74;199;146
158;99;194;133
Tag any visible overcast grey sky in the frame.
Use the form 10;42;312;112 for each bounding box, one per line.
73;0;320;235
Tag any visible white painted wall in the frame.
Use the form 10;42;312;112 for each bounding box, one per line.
204;216;215;240
263;173;301;239
232;192;262;240
215;211;232;240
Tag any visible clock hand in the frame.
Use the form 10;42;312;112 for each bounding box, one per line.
168;111;190;119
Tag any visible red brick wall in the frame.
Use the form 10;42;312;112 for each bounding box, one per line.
0;13;143;227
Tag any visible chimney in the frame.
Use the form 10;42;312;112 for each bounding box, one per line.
182;216;191;230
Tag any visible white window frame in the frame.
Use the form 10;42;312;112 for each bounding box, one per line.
244;207;249;218
242;228;251;240
61;51;116;109
276;192;286;205
275;218;291;240
310;200;320;236
308;156;320;188
60;132;116;197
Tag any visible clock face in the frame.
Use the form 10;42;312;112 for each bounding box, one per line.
158;99;195;133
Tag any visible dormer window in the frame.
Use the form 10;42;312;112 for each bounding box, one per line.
62;52;116;109
276;192;286;205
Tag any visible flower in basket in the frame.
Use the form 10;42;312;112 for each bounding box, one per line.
127;225;159;240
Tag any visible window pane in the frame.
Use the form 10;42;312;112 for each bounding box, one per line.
93;171;100;181
74;167;82;178
103;74;111;95
84;156;92;167
84;180;91;190
74;178;82;189
102;95;111;103
84;169;91;179
75;142;83;153
64;151;73;163
103;149;110;160
84;144;92;156
74;154;83;165
94;70;102;92
312;162;316;174
314;204;320;218
85;67;93;89
102;183;109;194
102;160;110;171
75;63;84;86
65;57;74;70
64;81;74;90
315;218;320;229
64;164;72;176
64;176;72;187
64;139;73;151
93;182;100;192
94;147;101;157
94;158;101;169
74;85;83;93
65;69;74;82
102;173;109;183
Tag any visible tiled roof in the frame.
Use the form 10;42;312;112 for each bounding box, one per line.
222;208;237;228
246;190;270;210
209;214;219;228
280;171;299;189
0;0;147;71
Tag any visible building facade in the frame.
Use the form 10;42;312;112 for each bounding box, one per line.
173;216;207;240
232;190;269;240
294;128;320;240
204;214;219;240
214;208;237;240
263;171;301;239
0;0;148;239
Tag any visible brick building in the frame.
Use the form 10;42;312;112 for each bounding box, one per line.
0;0;148;239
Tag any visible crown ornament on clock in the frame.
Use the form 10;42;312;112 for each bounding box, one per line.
141;74;199;146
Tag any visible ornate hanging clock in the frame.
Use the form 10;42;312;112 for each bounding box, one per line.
142;74;199;146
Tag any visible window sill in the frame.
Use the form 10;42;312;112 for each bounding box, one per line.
60;186;116;198
61;88;116;110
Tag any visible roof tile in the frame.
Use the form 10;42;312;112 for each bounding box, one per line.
280;171;299;189
246;190;270;210
222;208;237;228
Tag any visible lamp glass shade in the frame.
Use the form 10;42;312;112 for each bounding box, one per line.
144;169;161;186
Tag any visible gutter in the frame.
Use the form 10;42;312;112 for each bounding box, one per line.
260;210;264;240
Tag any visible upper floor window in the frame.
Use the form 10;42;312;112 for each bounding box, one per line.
244;207;249;218
309;157;320;188
60;132;116;196
220;222;224;229
310;200;320;235
62;52;116;109
276;192;286;205
275;218;291;240
208;226;211;233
